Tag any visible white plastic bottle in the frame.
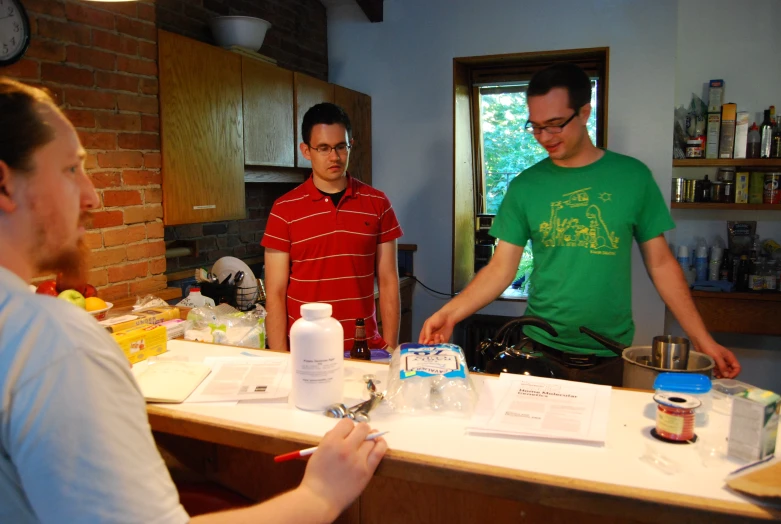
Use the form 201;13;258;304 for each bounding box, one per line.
290;303;344;411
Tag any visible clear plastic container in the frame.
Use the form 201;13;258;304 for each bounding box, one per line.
653;372;712;425
711;378;752;415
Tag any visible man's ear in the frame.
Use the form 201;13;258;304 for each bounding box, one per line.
0;161;18;213
579;103;592;123
300;142;312;161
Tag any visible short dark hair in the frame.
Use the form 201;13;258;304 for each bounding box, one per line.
302;103;352;145
0;77;57;173
527;63;592;110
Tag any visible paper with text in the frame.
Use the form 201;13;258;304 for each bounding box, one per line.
467;374;611;444
186;356;289;403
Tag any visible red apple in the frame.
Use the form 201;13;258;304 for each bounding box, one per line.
84;284;98;298
36;280;59;296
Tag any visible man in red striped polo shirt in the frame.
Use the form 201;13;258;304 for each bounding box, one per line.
262;103;403;353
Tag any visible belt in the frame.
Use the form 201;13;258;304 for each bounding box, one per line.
534;342;616;368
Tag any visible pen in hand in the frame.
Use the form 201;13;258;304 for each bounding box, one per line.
274;431;389;463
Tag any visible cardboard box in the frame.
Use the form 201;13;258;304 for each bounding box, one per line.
111;324;168;364
735;172;750;203
708;79;725;113
719;103;737;159
99;306;181;333
728;387;780;462
733;111;750;159
706;113;721;159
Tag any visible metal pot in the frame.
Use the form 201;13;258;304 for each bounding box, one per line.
622;346;714;390
578;327;714;389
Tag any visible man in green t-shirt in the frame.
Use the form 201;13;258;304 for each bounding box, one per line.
419;63;740;386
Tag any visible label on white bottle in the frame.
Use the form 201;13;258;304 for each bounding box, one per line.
296;356;341;384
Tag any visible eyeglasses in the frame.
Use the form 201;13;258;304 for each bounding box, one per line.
308;143;351;156
524;111;579;135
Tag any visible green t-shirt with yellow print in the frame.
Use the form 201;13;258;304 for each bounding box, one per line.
489;150;675;357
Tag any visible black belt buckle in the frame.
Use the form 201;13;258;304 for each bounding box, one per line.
561;353;597;368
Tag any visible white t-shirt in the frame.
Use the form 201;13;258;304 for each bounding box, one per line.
0;267;189;523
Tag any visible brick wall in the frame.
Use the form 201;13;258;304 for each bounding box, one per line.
1;0;328;300
1;0;165;302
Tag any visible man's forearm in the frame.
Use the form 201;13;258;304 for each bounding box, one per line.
266;294;289;351
378;280;400;348
648;258;713;347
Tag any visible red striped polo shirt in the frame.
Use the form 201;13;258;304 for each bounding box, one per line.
261;174;403;350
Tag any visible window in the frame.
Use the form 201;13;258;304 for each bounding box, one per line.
477;82;600;294
451;48;608;296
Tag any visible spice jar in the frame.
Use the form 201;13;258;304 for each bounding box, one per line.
722;180;736;203
710;181;725;203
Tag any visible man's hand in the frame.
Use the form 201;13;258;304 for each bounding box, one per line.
300;419;388;520
419;310;455;344
695;340;741;379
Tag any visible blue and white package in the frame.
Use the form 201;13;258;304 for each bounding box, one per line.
384;343;477;415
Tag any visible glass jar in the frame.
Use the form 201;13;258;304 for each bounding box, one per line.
710;181;725;203
722;180;736;203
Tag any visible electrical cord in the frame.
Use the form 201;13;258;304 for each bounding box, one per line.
404;275;456;297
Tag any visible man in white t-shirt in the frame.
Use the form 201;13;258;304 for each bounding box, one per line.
0;78;387;523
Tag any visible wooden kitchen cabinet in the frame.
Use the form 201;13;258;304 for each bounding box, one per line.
294;72;335;168
158;30;246;225
242;58;295;167
335;85;372;185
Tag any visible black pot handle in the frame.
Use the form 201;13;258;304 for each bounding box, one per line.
496;316;558;346
578;326;626;356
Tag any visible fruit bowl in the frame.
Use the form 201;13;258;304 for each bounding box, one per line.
209;16;271;52
88;302;113;321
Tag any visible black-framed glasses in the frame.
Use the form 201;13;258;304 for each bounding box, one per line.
524;111;579;135
308;143;351;156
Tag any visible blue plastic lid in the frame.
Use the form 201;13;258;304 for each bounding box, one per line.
653;372;711;394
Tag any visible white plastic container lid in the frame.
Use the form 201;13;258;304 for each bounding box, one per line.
300;303;332;320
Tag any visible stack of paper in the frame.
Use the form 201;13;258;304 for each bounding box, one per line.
467;374;612;444
185;356;290;403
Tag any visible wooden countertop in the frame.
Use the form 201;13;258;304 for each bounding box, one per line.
147;341;780;523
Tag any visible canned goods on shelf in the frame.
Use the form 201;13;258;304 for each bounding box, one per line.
765;173;781;204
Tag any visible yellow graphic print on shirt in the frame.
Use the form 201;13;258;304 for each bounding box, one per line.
539;187;619;255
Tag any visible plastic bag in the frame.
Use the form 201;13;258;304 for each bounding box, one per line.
133;294;169;311
384;343;477;415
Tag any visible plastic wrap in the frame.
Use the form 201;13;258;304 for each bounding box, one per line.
384;343;477;415
185;305;267;349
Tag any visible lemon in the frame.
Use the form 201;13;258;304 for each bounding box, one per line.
85;297;108;312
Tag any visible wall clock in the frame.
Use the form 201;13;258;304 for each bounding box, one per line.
0;0;31;67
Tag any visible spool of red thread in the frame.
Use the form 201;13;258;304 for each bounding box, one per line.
653;393;701;442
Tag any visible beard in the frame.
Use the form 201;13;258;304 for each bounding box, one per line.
36;212;91;289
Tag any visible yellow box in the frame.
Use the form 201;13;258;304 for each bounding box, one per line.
735;172;750;204
111;324;168;364
100;306;181;333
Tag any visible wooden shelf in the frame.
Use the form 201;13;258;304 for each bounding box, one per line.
691;290;781;335
673;158;781;167
671;202;781;210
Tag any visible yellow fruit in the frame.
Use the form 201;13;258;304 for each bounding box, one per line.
85;297;108;312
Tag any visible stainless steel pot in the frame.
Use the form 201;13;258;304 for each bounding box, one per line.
622;346;714;390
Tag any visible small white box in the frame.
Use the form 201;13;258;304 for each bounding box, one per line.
708;79;724;113
733;111;750;159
